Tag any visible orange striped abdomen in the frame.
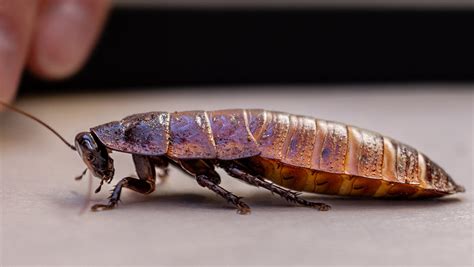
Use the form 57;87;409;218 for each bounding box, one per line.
242;156;446;198
245;110;463;198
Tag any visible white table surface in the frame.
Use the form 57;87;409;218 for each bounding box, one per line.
1;85;472;266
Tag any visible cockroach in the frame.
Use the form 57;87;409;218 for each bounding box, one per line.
1;101;465;214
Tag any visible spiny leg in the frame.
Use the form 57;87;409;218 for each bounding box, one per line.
196;175;251;215
224;164;331;211
179;159;251;215
92;154;157;211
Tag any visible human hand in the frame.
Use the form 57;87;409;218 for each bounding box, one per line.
0;0;110;103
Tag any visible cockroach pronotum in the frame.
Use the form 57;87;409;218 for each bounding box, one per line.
1;101;465;214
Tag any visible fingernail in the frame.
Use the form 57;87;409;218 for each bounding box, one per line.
33;0;104;79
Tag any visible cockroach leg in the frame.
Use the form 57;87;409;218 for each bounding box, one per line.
91;177;128;211
224;165;331;211
196;175;251;215
91;176;156;211
179;159;251;215
91;155;156;211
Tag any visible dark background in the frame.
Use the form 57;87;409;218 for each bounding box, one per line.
19;7;474;92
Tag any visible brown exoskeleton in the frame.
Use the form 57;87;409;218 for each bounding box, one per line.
1;101;465;214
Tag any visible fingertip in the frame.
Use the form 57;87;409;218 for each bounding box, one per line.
0;29;18;104
28;0;111;80
0;0;39;106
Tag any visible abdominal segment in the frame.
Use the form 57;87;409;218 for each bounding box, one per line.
239;157;447;198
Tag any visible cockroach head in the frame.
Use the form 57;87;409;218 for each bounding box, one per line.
75;132;115;182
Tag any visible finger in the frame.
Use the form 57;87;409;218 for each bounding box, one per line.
28;0;111;80
0;0;39;103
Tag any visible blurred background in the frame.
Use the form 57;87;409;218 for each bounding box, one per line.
19;0;474;92
3;1;473;266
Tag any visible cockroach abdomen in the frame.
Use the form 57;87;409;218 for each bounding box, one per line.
208;109;260;160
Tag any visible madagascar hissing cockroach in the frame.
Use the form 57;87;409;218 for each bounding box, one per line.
1;102;465;214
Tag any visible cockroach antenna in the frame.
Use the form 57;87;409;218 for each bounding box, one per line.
0;100;76;150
